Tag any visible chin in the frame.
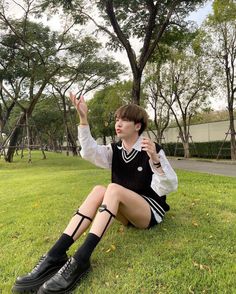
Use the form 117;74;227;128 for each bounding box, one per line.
116;133;124;139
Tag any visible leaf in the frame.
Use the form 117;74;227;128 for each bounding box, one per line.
111;244;116;251
32;202;40;208
193;261;211;272
106;244;116;253
118;226;124;233
188;285;194;294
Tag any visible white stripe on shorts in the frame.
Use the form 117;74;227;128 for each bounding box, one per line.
141;195;166;224
142;195;165;217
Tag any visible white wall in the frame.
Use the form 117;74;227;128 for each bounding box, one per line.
161;120;235;143
97;120;235;144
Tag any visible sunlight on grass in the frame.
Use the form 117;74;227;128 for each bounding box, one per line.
0;152;235;293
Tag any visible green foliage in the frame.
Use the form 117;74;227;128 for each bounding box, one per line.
96;0;208;44
210;0;236;23
190;110;236;125
31;96;64;145
150;27;200;64
0;20;61;83
88;81;132;140
163;141;231;159
0;152;235;293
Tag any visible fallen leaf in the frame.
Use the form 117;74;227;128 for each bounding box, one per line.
111;244;116;251
118;226;124;233
193;261;211;272
188;285;194;294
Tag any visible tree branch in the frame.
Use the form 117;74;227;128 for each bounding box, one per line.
139;0;180;71
105;0;138;77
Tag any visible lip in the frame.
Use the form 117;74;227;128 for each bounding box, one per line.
116;129;121;133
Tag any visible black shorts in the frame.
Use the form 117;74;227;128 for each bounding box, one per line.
147;208;158;229
141;195;167;227
127;195;167;229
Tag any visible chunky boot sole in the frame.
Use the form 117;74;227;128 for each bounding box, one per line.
12;264;67;293
37;266;91;294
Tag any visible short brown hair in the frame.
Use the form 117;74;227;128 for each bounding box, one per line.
115;104;148;135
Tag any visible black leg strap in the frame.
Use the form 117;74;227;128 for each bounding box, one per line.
98;204;116;238
74;210;93;222
98;204;116;218
71;210;93;238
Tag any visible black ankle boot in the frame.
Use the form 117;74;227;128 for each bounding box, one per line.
37;257;91;294
12;254;68;293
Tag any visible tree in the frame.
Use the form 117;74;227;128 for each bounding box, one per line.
51;55;123;155
88;81;133;143
31;96;64;151
143;64;171;144
204;0;236;160
152;48;212;158
0;10;66;161
40;0;208;104
0;0;124;161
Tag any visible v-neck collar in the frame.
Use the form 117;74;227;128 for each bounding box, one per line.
117;136;142;163
117;136;142;153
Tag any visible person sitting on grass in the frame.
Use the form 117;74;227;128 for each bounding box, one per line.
12;93;178;294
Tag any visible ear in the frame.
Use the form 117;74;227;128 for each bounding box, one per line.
135;122;141;131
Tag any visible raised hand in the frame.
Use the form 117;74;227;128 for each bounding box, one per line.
69;92;88;124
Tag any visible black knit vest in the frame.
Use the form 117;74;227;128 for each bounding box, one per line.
111;141;169;211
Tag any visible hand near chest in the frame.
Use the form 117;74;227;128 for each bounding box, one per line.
141;137;160;164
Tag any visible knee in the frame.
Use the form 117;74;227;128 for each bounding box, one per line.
92;185;106;195
105;183;123;199
89;185;106;204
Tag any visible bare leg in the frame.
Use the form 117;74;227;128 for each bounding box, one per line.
38;184;152;293
64;185;106;240
72;183;151;264
90;183;151;237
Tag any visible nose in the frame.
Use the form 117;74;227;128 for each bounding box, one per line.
116;119;122;127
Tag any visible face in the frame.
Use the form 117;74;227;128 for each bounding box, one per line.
115;117;141;139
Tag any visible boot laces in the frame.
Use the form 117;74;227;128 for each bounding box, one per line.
58;258;76;279
30;255;46;274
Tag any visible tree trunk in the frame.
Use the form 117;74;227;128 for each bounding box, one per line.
132;72;142;104
103;135;107;145
178;129;190;159
229;108;236;160
5;112;25;162
183;141;190;159
67;126;78;156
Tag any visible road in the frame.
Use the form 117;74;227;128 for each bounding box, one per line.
168;158;236;177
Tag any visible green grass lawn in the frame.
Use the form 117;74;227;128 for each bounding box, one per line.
0;151;235;294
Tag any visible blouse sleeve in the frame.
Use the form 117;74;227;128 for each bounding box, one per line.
149;149;178;196
78;125;113;169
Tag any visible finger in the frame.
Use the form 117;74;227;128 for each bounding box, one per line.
142;137;149;143
77;96;84;106
69;91;75;100
69;92;77;105
80;95;85;103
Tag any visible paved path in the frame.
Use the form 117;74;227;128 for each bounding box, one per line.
168;158;236;177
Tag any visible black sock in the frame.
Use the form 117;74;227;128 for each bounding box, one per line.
73;233;100;263
48;233;74;259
